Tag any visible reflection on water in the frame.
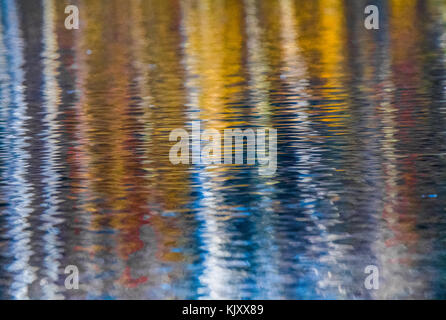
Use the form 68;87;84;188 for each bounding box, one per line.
1;0;446;299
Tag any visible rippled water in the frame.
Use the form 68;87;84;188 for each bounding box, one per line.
2;0;446;299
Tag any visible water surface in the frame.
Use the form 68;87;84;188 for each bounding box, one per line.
1;0;446;299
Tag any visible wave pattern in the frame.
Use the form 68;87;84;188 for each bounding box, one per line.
1;0;446;299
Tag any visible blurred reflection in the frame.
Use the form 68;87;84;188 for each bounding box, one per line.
1;0;446;299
